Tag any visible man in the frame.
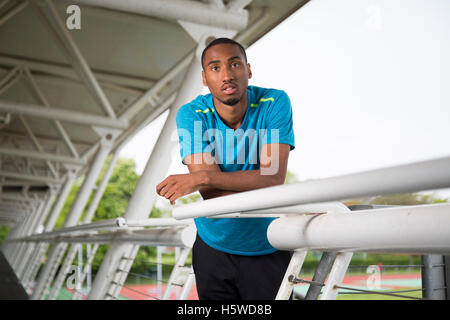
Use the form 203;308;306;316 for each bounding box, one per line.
156;38;295;299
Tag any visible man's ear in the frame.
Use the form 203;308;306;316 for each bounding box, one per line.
202;70;207;86
247;63;252;79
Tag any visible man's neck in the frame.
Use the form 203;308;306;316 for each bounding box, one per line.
213;92;248;130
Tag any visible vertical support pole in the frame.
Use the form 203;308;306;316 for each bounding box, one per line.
157;246;163;298
445;256;450;300
88;40;206;300
421;255;447;300
305;252;337;300
31;137;113;300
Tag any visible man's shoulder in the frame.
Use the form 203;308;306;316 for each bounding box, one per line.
248;86;290;112
177;93;214;118
249;86;289;104
249;85;287;97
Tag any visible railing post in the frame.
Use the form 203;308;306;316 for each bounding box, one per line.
421;254;447;300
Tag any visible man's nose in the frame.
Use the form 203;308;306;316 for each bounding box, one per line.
222;66;234;81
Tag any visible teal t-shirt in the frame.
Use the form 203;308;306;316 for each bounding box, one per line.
175;85;295;255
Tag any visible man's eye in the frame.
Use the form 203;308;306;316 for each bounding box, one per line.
232;62;240;67
211;66;219;71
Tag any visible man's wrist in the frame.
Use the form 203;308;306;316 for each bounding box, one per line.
196;170;211;188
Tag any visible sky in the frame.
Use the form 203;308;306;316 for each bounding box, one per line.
120;0;450;199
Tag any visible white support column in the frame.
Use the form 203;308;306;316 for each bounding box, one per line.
48;150;120;299
31;137;114;299
83;150;120;223
88;39;207;300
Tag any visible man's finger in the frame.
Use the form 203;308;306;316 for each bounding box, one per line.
165;189;176;201
156;179;168;194
169;192;179;205
159;185;170;197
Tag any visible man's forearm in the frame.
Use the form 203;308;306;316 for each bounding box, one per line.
198;188;238;200
199;169;284;194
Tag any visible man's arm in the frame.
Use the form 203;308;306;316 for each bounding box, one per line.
156;143;290;204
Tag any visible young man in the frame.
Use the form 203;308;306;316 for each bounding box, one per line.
156;38;295;299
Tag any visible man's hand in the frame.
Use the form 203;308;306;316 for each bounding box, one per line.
156;171;207;205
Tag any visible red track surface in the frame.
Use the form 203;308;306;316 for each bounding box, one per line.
119;273;421;300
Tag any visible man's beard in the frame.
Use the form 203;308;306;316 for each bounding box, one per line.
218;94;242;106
221;98;240;106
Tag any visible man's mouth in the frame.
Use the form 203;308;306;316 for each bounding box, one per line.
222;84;237;95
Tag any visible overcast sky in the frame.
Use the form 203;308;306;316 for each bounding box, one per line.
120;0;450;199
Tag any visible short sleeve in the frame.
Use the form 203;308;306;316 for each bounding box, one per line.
263;90;295;150
176;104;210;164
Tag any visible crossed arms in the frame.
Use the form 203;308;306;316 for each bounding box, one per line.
156;143;290;204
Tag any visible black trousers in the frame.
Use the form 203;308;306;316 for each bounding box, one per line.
192;234;292;300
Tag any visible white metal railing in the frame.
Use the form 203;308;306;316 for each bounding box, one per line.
10;218;195;248
172;156;450;219
168;155;450;300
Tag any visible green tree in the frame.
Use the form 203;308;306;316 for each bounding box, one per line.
285;169;300;184
49;157;170;273
345;193;448;207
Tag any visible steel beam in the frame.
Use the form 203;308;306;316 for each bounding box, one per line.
0;54;156;90
72;0;248;30
0;169;63;184
18;114;59;178
0;147;86;165
23;67;80;159
0;65;21;88
32;0;117;119
0;0;27;26
0;99;128;129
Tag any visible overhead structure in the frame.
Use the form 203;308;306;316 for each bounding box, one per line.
0;0;311;300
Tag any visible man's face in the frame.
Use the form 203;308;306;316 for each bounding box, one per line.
202;43;252;106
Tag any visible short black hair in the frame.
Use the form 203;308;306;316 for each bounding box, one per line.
201;37;247;70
